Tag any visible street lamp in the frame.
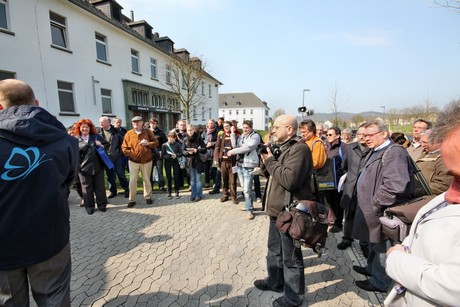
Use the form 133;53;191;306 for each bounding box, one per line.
380;105;386;116
298;89;311;119
302;89;310;107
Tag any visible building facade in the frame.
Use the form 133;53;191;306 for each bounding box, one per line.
218;92;270;131
0;0;221;129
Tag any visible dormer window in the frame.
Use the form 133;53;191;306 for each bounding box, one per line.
236;101;242;106
224;102;228;106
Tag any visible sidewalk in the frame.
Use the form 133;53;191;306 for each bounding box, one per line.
57;190;386;306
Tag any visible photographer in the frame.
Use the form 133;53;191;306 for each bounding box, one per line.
227;120;261;220
253;115;313;307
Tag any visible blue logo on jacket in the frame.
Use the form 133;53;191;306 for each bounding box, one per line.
1;147;52;181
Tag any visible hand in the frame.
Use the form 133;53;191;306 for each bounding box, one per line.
227;150;233;156
95;140;102;147
140;139;149;146
386;244;406;256
260;146;272;163
206;143;212;148
172;154;177;159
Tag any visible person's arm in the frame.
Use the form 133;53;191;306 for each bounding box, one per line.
230;133;260;155
311;140;327;170
147;130;159;148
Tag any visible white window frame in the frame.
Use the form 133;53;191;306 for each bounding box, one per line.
208;84;212;97
201;82;205;96
101;88;112;114
95;33;108;62
50;11;68;49
166;64;171;84
131;49;140;73
57;81;75;113
0;0;9;31
150;57;157;79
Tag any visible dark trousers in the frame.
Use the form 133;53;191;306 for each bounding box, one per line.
254;175;262;198
164;159;180;194
0;243;71;307
106;155;129;194
79;170;108;211
221;160;236;199
324;190;343;227
266;217;305;305
212;168;221;192
204;160;213;184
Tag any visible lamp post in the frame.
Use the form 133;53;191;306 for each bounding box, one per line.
301;89;310;119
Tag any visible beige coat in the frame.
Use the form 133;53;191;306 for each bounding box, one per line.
416;151;453;195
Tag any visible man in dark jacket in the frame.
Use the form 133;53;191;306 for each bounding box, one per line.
254;114;313;307
99;116;129;198
0;79;78;306
352;120;414;293
149;117;167;191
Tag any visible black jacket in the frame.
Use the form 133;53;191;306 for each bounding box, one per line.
183;133;207;173
77;135;109;176
99;125;124;160
0;106;78;270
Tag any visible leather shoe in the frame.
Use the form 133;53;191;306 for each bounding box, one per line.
146;199;153;205
107;192;117;199
209;190;219;195
353;265;372;277
99;207;107;212
86;208;94;215
232;198;239;205
272;296;302;307
253;279;283;293
355;280;386;292
127;202;136;208
360;244;370;258
337;241;352;250
220;196;228;202
329;225;342;233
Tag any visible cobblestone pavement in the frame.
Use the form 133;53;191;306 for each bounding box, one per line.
57;189;386;307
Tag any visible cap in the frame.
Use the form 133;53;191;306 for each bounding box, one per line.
131;116;143;122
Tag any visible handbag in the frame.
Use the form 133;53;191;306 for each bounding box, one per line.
94;136;114;169
379;195;436;242
275;191;335;256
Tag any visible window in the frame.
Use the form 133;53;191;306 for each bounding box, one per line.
208;84;212;97
150;57;157;79
165;65;171;84
202;106;205;120
250;109;253;115
243;109;246;115
236;110;239;115
0;0;9;30
132;90;148;106
131;49;139;73
181;73;186;89
208;108;211;119
57;81;75;112
50;12;68;48
201;82;205;95
229;110;232;115
101;88;112;114
193;106;197;120
95;33;108;62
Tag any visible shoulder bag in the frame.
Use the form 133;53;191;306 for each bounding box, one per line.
94;136;114;169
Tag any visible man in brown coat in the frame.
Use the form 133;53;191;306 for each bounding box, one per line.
122;116;158;208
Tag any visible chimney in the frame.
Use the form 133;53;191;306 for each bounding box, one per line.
130;10;134;21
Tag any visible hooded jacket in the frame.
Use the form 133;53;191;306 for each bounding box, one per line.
0;106;78;270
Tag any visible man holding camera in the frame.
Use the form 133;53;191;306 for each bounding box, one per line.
254;115;313;307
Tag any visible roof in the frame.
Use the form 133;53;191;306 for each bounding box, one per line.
219;92;270;109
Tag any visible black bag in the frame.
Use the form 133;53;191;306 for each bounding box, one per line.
314;158;337;191
379;195;436;242
275;199;335;256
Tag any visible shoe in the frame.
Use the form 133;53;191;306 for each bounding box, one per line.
209;190;219;195
253;279;283;293
80;199;85;207
194;197;201;202
86;208;94;215
239;206;247;211
355;280;386;292
237;194;244;200
360;244;370;258
99;207;107;212
272;296;302;307
337;241;352;250
220;196;228;202
190;197;196;202
232;198;239;205
107;192;117;199
168;194;173;199
127;202;136;208
329;225;343;233
353;265;372;277
175;194;181;199
256;198;262;203
247;212;254;220
124;191;129;198
146;199;153;205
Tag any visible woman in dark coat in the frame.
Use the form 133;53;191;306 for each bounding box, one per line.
183;124;207;202
162;130;183;199
74;119;109;215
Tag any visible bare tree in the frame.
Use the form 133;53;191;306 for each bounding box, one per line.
272;108;286;122
328;81;348;127
434;0;460;10
165;55;207;122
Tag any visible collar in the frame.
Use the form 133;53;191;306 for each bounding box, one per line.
374;139;391;152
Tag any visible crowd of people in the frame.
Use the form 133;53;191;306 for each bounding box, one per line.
1;78;459;307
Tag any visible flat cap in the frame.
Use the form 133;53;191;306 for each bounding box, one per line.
131;116;143;122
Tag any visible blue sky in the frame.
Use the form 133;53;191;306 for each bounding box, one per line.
116;0;460;115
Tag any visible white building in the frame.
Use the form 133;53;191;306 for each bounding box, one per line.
0;0;221;130
219;93;270;131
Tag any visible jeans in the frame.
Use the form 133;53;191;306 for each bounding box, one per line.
366;239;392;291
106;155;129;194
189;167;203;199
212;168;222;191
164;159;180;194
266;217;305;305
237;166;254;212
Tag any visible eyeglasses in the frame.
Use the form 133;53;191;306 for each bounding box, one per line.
363;131;382;138
326;134;334;136
272;125;290;130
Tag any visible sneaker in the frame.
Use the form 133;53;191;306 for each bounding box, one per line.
175;193;181;199
168;194;173;199
80;199;85;207
194;197;201;202
220;196;228;202
256;197;262;203
247;212;254;220
127;202;136;208
190;197;196;202
337;241;352;250
253;279;283;293
146;199;153;205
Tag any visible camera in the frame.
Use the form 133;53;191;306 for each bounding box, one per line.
258;143;282;159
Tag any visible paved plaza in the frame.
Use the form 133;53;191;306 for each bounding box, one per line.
57;189;386;307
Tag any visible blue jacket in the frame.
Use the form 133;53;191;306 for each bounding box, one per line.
0;106;78;270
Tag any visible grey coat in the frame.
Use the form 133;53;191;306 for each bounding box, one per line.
352;142;414;243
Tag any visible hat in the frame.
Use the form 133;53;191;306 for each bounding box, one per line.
131;116;143;122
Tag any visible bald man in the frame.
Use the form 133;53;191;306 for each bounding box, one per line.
0;79;78;306
254;114;313;307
